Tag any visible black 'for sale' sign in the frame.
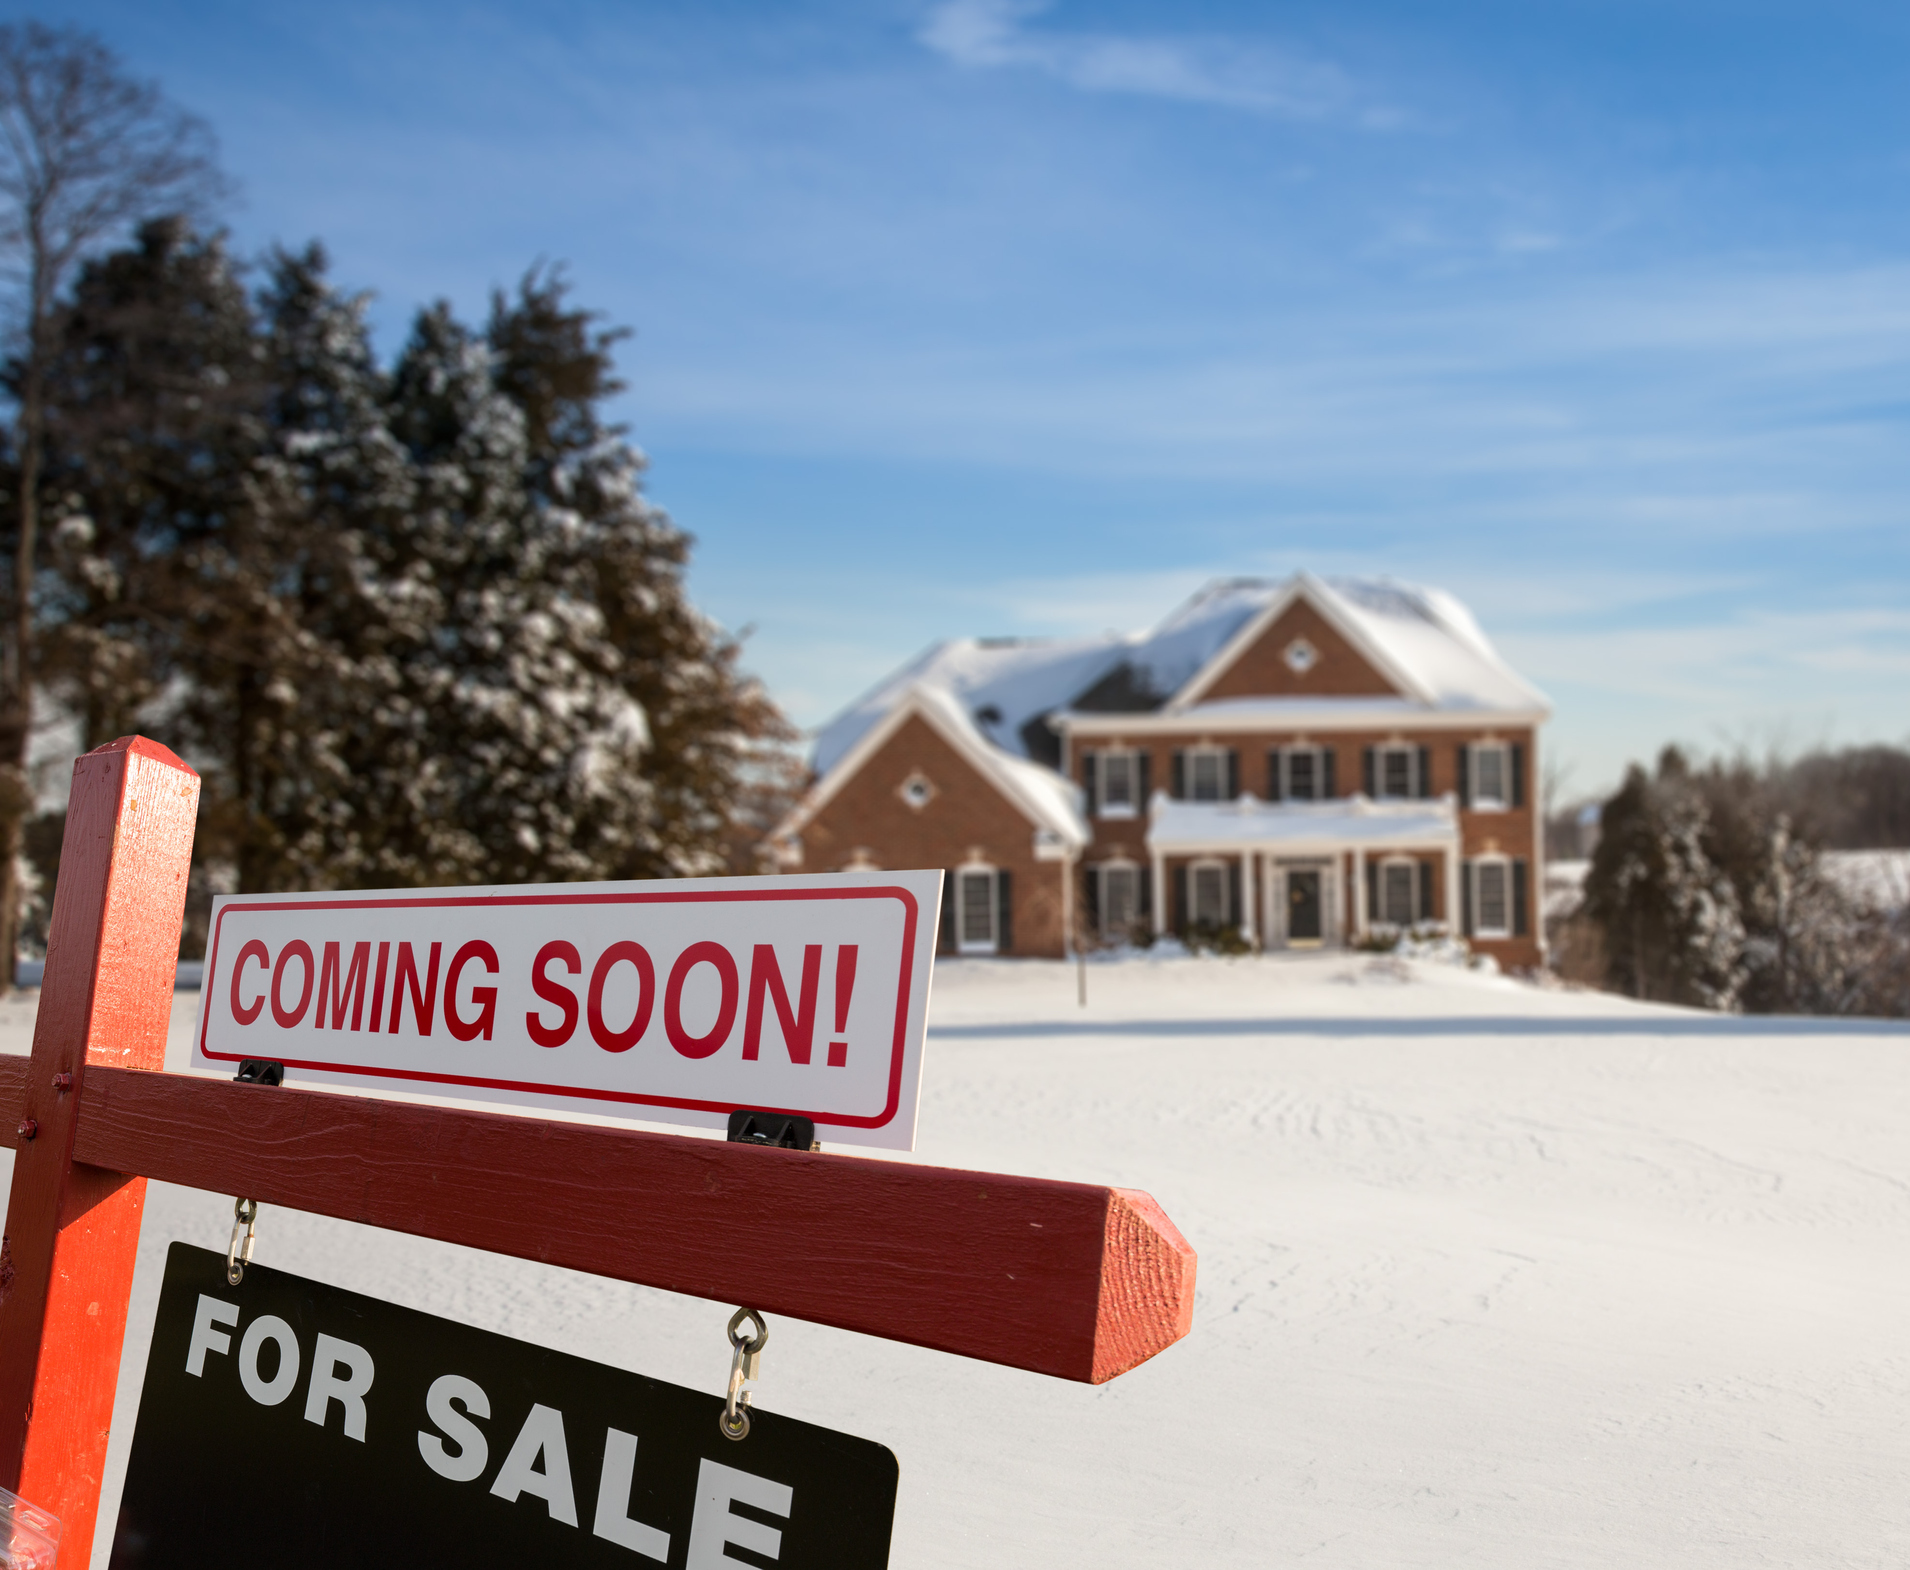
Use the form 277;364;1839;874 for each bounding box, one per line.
110;1244;898;1568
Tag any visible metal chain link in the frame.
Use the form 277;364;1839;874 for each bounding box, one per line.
719;1308;768;1441
226;1198;258;1285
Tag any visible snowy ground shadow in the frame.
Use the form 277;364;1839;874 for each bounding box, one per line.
932;1014;1910;1040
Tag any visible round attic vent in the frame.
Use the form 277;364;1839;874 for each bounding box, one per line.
898;770;937;810
1283;637;1319;674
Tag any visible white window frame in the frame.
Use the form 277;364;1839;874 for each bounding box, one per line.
1376;744;1417;801
1281;745;1325;801
1471;856;1511;939
1097;748;1141;819
956;864;1000;955
1470;742;1510;811
1188;858;1230;927
1098;860;1141;940
1377;856;1418;928
1187;746;1228;803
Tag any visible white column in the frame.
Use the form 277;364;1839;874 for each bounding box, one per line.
1151;851;1167;937
1445;839;1462;937
1061;852;1076;958
1352;847;1366;938
1240;850;1258;949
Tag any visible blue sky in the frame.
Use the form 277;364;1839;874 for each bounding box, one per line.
39;0;1910;800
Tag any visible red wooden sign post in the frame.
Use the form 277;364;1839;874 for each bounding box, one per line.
0;737;1197;1567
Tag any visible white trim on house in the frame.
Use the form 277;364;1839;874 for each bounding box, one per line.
1147;793;1461;855
1057;700;1551;738
954;861;1001;954
1470;854;1514;939
1469;739;1511;810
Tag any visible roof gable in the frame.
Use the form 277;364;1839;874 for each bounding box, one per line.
1179;590;1411;705
1169;576;1428;710
781;685;1088;850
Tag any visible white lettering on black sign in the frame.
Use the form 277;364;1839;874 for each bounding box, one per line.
111;1244;898;1570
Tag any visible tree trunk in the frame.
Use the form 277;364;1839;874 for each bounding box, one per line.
0;342;43;989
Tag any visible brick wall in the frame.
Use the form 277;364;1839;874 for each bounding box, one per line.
792;714;1069;957
1199;600;1399;700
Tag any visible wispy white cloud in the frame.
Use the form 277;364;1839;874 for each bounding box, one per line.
919;0;1394;126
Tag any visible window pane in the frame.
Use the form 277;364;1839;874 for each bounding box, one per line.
1382;748;1412;798
1476;746;1505;803
1191;751;1223;801
1287;750;1315;801
960;872;996;945
1478;863;1508;932
1102;752;1134;808
1383;863;1415;925
1103;867;1137;934
1192;865;1226;924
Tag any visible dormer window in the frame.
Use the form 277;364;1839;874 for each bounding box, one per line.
1283;638;1319;675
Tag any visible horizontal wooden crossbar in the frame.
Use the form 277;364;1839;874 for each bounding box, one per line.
5;1064;1194;1384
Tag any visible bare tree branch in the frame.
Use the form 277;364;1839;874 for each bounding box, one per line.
0;21;228;985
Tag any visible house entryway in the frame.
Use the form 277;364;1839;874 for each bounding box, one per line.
1287;868;1323;943
1267;857;1338;949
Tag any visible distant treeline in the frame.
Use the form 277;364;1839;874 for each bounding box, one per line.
1766;745;1910;848
1553;743;1910;1017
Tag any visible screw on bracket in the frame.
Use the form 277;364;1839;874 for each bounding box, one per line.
16;1119;37;1141
51;1073;72;1093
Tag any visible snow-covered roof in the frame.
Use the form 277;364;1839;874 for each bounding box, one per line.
811;573;1547;783
788;683;1090;850
1166;572;1547;716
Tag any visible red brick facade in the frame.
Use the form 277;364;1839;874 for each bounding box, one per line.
791;713;1071;958
777;576;1549;970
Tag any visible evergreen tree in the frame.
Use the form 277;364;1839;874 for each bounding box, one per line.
22;231;792;921
1582;749;1745;1008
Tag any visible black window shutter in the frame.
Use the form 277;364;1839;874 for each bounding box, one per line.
1171;750;1187;800
1512;859;1529;937
1228;860;1242;927
939;872;956;954
1460;860;1473;936
1418;860;1434;922
1266;750;1284;801
1362;746;1376;797
996;869;1014;953
1456;744;1471;808
1084;865;1100;934
1139;862;1153;917
1137;751;1152;806
1174;864;1189;933
1364;858;1378;924
1416;745;1433;799
1322;748;1337;798
1225;749;1240;800
1080;749;1097;817
1511;743;1527;807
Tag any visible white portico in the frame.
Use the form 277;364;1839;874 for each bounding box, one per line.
1145;792;1462;949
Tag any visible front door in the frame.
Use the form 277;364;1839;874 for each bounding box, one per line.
1287;869;1323;943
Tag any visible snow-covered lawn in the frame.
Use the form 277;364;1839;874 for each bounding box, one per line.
1;953;1905;1568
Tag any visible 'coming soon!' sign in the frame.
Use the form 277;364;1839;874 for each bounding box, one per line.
192;872;942;1150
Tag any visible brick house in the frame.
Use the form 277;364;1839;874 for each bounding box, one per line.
771;573;1550;970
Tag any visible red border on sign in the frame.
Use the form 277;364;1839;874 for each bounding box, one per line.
197;886;922;1130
